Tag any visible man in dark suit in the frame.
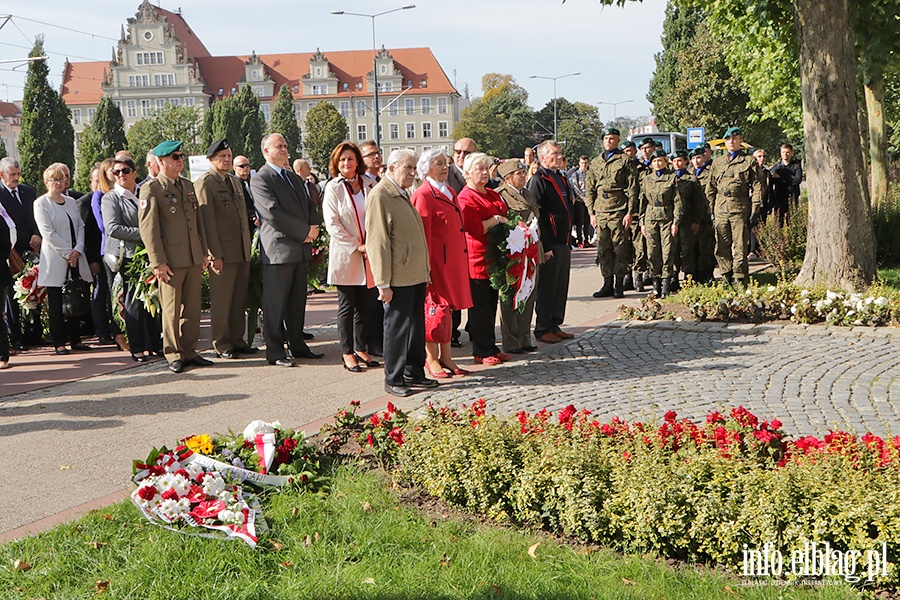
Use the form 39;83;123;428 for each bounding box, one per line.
232;154;258;230
0;210;12;368
0;157;41;350
448;137;475;195
251;133;323;367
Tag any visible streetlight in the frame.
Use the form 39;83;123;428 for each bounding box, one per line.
332;5;416;149
529;72;580;140
597;99;633;121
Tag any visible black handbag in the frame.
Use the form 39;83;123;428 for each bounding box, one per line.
62;214;91;319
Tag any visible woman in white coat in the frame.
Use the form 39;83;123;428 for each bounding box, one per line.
34;163;92;355
323;142;379;373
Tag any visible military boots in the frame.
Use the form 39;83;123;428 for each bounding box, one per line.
613;275;625;299
653;277;663;297
661;277;671;298
635;272;646;293
592;278;614;298
622;272;634;291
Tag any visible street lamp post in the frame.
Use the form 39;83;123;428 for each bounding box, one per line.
332;5;415;149
597;99;634;121
529;72;580;140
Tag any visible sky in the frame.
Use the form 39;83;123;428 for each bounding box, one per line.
0;0;665;121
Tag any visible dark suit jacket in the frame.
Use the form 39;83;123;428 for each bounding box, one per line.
76;192;102;264
0;183;38;254
0;214;11;288
250;164;315;265
448;164;466;195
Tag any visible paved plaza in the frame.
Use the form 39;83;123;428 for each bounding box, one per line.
2;251;899;540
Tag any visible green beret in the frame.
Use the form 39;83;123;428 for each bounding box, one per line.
498;159;526;178
650;149;668;160
639;137;656;149
722;126;742;139
601;127;621;137
689;147;705;158
206;138;230;159
619;140;636;150
152;140;184;157
670;149;689;160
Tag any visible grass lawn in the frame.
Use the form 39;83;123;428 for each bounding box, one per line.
0;464;859;599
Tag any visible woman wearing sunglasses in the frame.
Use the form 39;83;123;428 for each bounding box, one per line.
101;156;162;362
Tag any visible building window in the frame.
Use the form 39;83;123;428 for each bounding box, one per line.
169;98;181;106
377;99;383;114
128;75;150;87
405;98;415;116
357;124;367;141
71;109;81;126
339;101;350;118
184;97;195;106
252;86;264;97
307;102;316;113
141;99;152;117
389;123;399;140
439;121;449;138
312;84;327;95
154;73;175;86
261;104;270;122
135;51;164;65
356;100;366;118
389;101;398;117
421;98;431;115
87;108;96;123
156;99;166;109
422;122;432;139
406;122;415;140
377;81;393;92
126;100;137;118
438;97;448;114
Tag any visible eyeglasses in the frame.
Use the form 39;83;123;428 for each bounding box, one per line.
47;178;66;183
169;152;185;161
234;163;250;168
362;151;382;158
112;167;134;176
454;149;472;156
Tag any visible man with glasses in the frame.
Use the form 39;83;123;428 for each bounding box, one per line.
448;138;476;194
138;140;211;373
359;141;384;182
359;140;385;357
231;155;258;229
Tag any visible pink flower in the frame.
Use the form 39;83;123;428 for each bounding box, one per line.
706;411;726;425
189;499;226;521
389;427;405;446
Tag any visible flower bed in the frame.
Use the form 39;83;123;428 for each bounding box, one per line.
394;400;900;584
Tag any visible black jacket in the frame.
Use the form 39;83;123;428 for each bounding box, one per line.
0;183;38;254
526;167;574;249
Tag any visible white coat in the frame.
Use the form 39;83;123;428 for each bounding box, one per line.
33;194;91;287
323;175;376;286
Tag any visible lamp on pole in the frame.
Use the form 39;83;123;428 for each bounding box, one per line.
332;5;416;149
597;99;633;121
529;72;580;140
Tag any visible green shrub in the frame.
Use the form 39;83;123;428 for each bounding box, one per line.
755;200;808;276
874;188;900;267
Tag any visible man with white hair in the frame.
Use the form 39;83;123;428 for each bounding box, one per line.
365;149;434;397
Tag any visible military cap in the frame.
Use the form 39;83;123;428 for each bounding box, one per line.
722;126;743;139
619;140;636;150
650;149;668;160
639;137;656;149
689;147;705;158
152;140;184;157
701;142;712;150
206;138;230;159
601;127;621;137
670;149;689;160
498;159;526;178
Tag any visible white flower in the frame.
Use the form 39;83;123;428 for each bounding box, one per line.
801;289;809;297
157;473;190;497
158;497;190;521
202;473;226;497
768;285;777;293
875;296;888;307
243;420;276;441
790;305;797;314
505;224;528;255
826;290;841;301
184;462;203;478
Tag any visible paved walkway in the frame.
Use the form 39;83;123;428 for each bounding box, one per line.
2;250;898;541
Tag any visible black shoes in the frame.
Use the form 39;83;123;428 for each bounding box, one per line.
132;354;150;363
97;336;116;345
506;348;527;354
613;275;625;299
303;332;315;340
384;383;415;397
343;359;363;373
450;339;462;348
293;349;324;359
169;360;184;373
217;350;238;359
403;376;440;389
354;353;381;368
54;347;70;355
188;355;214;366
268;358;295;367
622;272;634;291
592;279;614;298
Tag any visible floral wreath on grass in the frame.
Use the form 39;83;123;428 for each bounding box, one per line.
486;210;540;312
12;251;46;311
122;245;160;318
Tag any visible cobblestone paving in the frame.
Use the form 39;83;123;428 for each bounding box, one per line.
419;321;900;437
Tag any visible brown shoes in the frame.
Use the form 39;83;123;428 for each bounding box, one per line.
555;329;575;339
537;332;561;344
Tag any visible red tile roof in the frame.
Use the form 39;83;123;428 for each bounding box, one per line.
0;101;20;118
154;6;211;59
60;61;108;105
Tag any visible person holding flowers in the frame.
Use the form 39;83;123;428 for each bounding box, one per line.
458;152;510;366
412;147;473;377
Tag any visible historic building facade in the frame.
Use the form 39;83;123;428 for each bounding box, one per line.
60;1;460;165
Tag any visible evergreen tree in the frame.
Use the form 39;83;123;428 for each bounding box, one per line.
233;85;266;168
19;36;75;193
0;138;7;161
127;104;203;177
304;101;347;172
268;85;302;159
74;96;128;189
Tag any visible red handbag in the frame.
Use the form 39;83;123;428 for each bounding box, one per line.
424;291;451;344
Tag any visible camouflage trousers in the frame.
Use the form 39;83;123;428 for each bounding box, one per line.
714;211;751;280
630;219;647;273
595;212;631;277
645;220;676;278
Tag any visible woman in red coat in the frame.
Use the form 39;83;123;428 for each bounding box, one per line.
412;148;473;377
458;152;510;366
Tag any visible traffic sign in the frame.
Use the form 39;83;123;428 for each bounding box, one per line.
687;127;705;149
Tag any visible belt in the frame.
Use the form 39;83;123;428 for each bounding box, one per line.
601;191;625;199
723;191;749;199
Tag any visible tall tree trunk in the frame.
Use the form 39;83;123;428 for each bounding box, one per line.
864;71;889;208
794;0;875;290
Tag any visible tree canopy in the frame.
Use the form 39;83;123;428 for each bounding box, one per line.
127;104;203;178
535;98;603;161
304;101;348;173
201;85;266;169
268;85;302;160
453;74;537;158
74;96;128;190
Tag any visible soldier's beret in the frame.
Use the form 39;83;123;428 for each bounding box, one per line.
722;126;743;139
152;140;184;157
670;149;689;160
498;159;526;178
206;138;230;159
601;127;621;137
639;137;656;148
650;149;668;160
619;140;636;150
689;147;705;158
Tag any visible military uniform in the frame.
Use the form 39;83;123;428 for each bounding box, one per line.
585;149;638;297
673;169;707;282
693;158;717;282
631;159;650;288
640;168;683;295
705;149;763;283
138;166;208;365
195;166;252;356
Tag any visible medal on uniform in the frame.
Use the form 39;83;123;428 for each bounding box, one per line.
170;206;177;213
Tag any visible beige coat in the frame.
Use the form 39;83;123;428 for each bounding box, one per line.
195;169;251;264
138;173;208;269
364;177;430;288
323;176;376;286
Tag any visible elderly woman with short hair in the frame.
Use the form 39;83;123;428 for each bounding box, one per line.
457;152;510;366
411;147;473;377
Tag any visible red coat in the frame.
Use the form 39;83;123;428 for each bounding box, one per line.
412;180;473;310
458;186;508;280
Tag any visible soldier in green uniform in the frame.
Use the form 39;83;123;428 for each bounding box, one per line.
585;128;639;299
691;145;716;283
629;137;656;292
705;127;763;285
195;139;257;360
671;149;707;284
138;140;210;373
640;149;683;298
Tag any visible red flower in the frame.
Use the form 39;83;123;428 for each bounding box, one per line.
174;468;189;478
386;401;396;414
706;411;726;425
148;465;165;476
388;427;405;446
370;413;381;427
300;474;309;483
664;410;677;423
752;430;777;444
558;404;577;425
282;438;298;452
730;406;759;428
366;433;374;446
185;484;206;504
189;499;226;521
770;419;783;430
161;488;179;501
137;486;156;501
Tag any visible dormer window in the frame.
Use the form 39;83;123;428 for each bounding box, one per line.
357;82;363;91
421;79;427;88
343;82;348;92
